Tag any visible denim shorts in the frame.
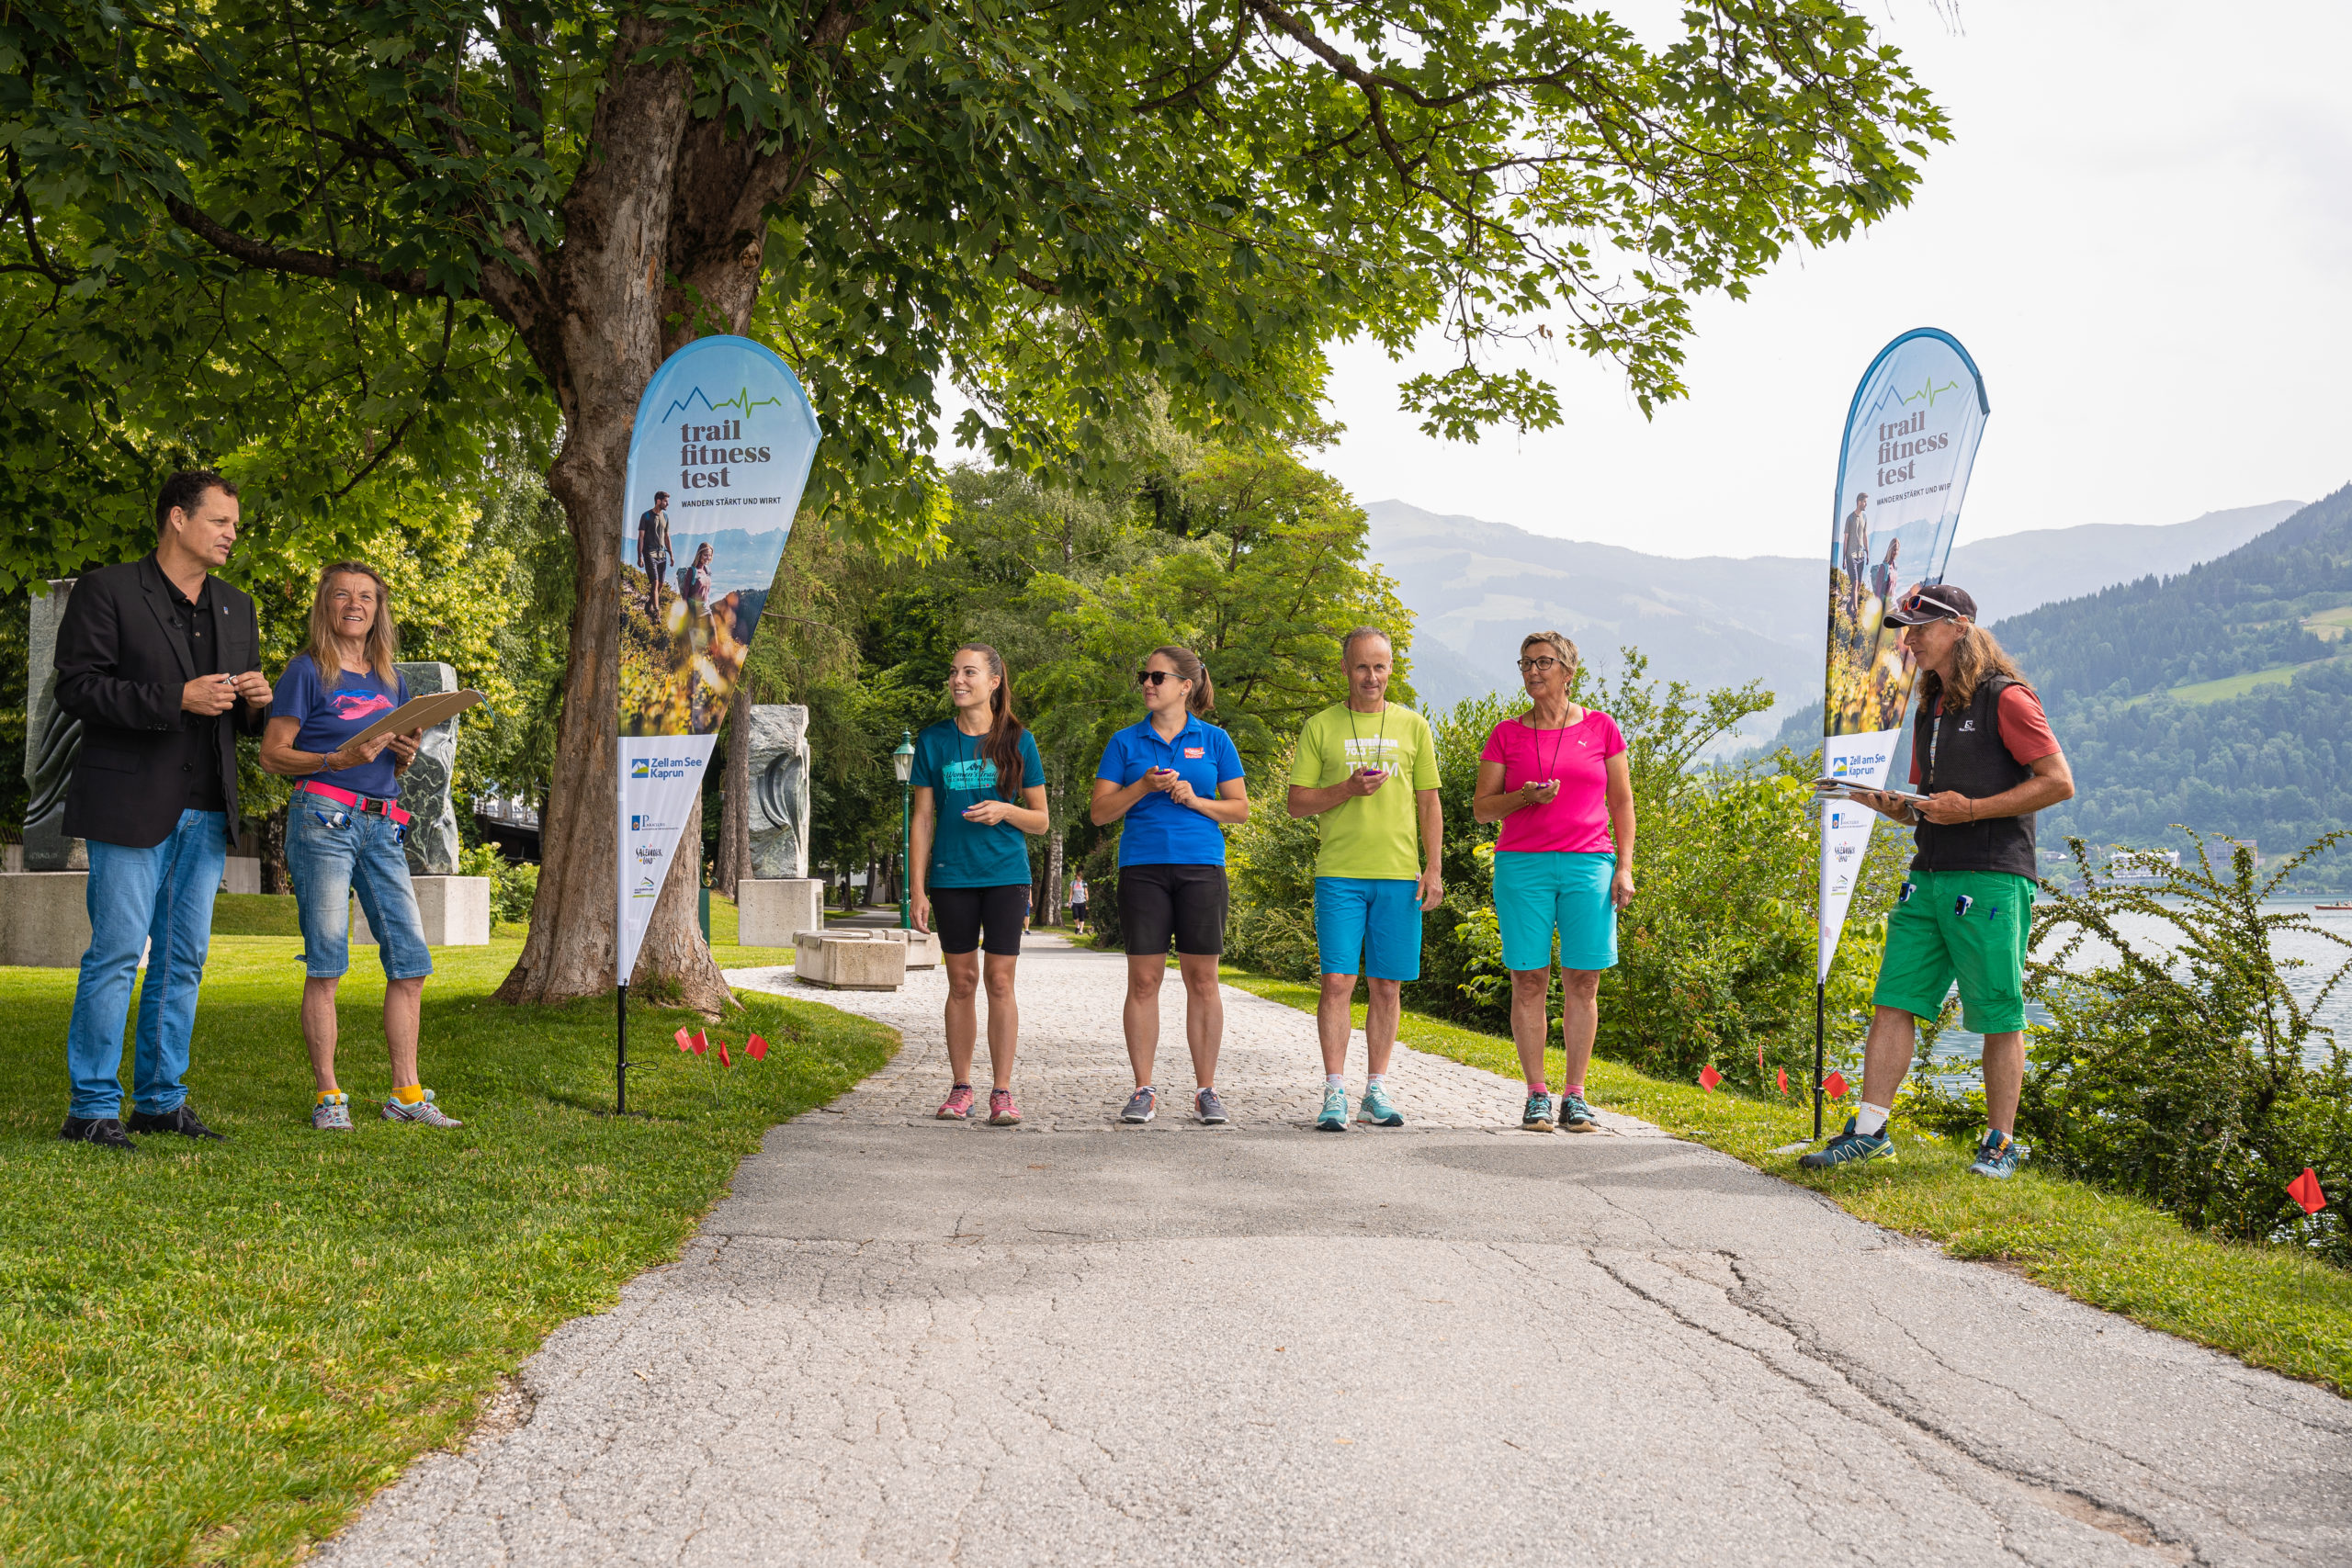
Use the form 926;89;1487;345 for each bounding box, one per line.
1492;851;1618;972
287;800;435;981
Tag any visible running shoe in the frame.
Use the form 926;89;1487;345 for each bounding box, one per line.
1558;1093;1598;1134
312;1093;354;1132
936;1085;977;1121
380;1089;463;1128
1797;1117;1894;1170
1357;1083;1403;1127
1195;1087;1229;1125
988;1089;1023;1126
1120;1087;1158;1123
1969;1128;2026;1179
1316;1085;1349;1132
1521;1092;1555;1132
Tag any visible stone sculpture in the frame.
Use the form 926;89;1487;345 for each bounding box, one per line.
22;581;86;871
748;704;810;879
391;661;462;876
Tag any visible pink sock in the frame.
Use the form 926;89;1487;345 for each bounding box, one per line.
1528;1080;1549;1096
1566;1082;1585;1098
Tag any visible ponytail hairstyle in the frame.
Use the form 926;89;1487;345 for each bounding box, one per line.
1148;644;1216;716
305;561;400;689
953;643;1030;798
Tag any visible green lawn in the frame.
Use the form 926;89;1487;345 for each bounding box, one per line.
1221;970;2352;1398
0;938;893;1568
212;890;795;969
2135;655;2348;706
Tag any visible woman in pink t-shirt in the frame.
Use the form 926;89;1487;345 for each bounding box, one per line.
1473;631;1636;1134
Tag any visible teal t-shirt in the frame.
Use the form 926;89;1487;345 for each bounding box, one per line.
912;720;1046;888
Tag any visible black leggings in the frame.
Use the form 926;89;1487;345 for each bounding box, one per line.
931;884;1030;956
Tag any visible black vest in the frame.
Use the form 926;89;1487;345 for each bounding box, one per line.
1910;673;2039;878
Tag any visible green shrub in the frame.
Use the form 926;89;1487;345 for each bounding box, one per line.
2009;831;2352;1265
456;844;539;928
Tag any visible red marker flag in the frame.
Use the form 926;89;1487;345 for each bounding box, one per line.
691;1030;709;1057
746;1032;770;1061
718;1038;733;1068
2289;1168;2326;1215
1699;1064;1722;1091
1824;1070;1849;1100
674;1026;695;1054
1776;1067;1790;1095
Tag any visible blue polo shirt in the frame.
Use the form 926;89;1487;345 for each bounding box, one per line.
1095;715;1245;866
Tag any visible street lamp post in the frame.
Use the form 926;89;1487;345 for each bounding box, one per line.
892;730;915;929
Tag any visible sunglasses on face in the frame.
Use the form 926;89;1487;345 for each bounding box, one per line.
1136;670;1177;686
1517;657;1563;672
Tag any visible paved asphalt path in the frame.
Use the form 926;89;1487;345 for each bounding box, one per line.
322;939;2352;1567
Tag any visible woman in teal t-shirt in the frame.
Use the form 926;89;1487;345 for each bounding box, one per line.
910;643;1049;1125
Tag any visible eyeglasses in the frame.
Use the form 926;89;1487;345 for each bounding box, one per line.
1136;670;1175;686
1516;657;1563;672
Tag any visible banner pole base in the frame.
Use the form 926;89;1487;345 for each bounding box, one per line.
1813;981;1826;1142
617;981;629;1116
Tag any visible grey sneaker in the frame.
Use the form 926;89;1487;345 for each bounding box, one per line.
381;1089;463;1128
1120;1087;1158;1123
312;1093;354;1132
1195;1087;1229;1125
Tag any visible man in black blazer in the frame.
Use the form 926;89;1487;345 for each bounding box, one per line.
54;470;273;1148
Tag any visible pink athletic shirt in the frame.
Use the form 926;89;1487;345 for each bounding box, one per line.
1480;710;1627;854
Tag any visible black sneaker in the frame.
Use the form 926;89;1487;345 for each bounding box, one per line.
126;1104;226;1141
59;1116;137;1150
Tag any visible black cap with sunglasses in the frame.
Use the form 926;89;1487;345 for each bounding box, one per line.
1883;583;1977;626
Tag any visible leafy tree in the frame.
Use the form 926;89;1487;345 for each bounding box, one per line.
3;0;1951;1006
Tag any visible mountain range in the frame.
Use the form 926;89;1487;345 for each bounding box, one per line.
1367;497;2306;743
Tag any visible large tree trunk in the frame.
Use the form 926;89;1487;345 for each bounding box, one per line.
712;683;752;898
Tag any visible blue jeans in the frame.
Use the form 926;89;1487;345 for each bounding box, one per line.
65;809;228;1120
287;802;435;981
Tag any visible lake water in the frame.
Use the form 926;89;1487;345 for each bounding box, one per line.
1921;900;2352;1083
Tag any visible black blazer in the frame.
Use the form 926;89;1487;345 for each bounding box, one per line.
53;554;270;850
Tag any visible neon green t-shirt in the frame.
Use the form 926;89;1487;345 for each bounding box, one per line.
1289;702;1441;880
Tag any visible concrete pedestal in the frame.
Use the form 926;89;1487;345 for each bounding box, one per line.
350;875;492;948
736;878;823;948
0;871;91;966
790;930;908;990
220;858;261;895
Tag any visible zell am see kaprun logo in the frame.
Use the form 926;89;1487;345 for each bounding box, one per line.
1830;747;1892;779
663;386;784;494
630;755;703;782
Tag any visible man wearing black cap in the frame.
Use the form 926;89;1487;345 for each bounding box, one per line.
1804;583;2074;1179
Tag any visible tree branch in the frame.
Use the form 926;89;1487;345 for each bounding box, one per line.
164;197;444;295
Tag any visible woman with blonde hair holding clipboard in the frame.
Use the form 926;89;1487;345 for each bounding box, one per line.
262;562;462;1133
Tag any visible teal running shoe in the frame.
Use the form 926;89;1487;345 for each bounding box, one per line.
1317;1085;1349;1132
1358;1083;1404;1127
1558;1093;1598;1133
1521;1093;1555;1132
1797;1117;1894;1170
1969;1128;2026;1179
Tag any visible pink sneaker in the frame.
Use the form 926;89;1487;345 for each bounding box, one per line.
937;1086;977;1121
988;1089;1023;1126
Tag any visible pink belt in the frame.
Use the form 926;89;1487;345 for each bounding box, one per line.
296;778;412;826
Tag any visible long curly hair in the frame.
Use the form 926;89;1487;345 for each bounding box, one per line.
303;561;400;689
1928;621;2030;709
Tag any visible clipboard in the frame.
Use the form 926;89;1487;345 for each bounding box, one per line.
347;690;486;747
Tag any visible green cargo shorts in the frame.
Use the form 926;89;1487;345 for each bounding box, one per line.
1871;868;2036;1035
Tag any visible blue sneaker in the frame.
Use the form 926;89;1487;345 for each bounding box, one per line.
1797;1117;1895;1170
1521;1093;1555;1132
1970;1128;2026;1179
1558;1093;1597;1133
1317;1085;1349;1132
1358;1083;1403;1127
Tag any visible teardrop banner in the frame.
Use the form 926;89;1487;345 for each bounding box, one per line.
1811;328;1990;1135
614;336;820;1109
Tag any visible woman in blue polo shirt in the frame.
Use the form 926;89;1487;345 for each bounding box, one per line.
1089;644;1249;1124
910;643;1050;1126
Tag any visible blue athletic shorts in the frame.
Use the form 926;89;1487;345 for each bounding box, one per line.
1315;877;1424;981
1493;851;1618;972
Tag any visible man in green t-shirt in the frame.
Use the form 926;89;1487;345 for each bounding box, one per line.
1287;626;1443;1131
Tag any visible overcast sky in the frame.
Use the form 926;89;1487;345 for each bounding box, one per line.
1314;0;2352;558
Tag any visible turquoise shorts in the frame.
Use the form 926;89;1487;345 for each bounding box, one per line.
1493;851;1618;972
1315;877;1423;981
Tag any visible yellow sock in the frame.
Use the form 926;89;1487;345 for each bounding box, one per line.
316;1090;344;1106
393;1085;425;1104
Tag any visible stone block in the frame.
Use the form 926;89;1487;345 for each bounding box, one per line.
737;878;822;947
747;705;810;879
790;930;907;990
349;874;492;948
872;927;941;969
0;871;91;966
221;857;260;895
22;580;87;872
391;661;463;876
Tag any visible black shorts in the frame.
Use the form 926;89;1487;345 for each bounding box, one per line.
931;884;1030;956
1119;863;1228;956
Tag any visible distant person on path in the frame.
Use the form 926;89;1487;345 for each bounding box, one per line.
909;644;1050;1126
262;563;459;1133
1841;491;1871;617
636;491;672;623
1472;632;1635;1133
52;470;273;1149
1068;872;1090;936
1091;645;1249;1124
1806;583;2074;1179
1286;626;1442;1131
